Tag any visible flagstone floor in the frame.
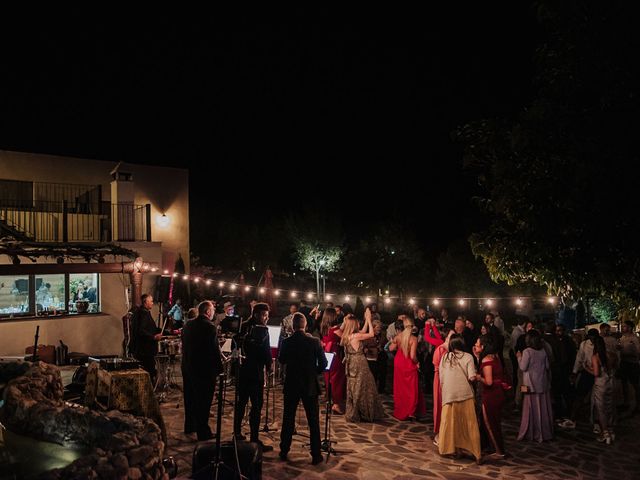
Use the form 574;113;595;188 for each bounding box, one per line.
159;367;640;480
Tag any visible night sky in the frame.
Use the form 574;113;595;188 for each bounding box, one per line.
0;5;537;266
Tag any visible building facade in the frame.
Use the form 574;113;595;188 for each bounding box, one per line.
0;150;189;356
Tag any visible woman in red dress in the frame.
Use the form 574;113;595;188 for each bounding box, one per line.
474;334;507;458
426;322;452;444
321;307;346;414
389;316;426;420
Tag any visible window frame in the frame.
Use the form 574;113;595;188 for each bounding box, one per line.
0;273;101;319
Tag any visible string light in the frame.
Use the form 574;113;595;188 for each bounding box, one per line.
165;273;562;309
151;267;158;272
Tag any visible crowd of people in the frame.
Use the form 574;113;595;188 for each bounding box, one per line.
126;294;640;465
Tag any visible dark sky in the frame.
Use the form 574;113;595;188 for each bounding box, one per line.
0;5;537;264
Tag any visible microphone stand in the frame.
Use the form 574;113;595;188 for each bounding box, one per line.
191;372;236;480
320;379;338;461
261;358;278;435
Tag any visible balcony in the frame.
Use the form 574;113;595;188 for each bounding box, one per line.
0;200;151;243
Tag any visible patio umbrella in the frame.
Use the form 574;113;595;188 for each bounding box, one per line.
169;253;189;307
264;268;276;314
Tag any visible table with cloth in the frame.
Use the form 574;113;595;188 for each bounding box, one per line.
84;362;166;441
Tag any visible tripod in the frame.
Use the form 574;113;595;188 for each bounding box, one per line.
260;358;278;435
191;372;238;480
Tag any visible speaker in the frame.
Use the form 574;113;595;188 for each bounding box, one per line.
192;440;262;480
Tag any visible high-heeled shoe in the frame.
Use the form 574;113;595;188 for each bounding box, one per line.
596;431;612;445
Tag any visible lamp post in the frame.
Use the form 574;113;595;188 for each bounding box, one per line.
315;258;326;302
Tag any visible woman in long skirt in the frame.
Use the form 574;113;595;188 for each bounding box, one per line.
438;334;481;463
517;330;554;442
474;334;507;458
321;307;346;414
389;316;425;420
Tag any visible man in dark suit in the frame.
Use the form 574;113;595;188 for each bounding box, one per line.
234;302;273;450
181;300;223;441
84;278;97;304
278;312;328;465
130;293;162;382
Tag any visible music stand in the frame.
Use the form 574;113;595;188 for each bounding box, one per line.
261;329;281;436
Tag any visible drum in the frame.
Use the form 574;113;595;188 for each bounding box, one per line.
167;339;181;356
158;339;170;355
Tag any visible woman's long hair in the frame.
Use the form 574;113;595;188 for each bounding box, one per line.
340;314;359;347
478;334;496;363
320;307;337;337
444;333;466;366
592;335;609;370
399;317;415;357
524;329;543;350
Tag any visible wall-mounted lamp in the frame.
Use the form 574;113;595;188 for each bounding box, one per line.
156;213;171;228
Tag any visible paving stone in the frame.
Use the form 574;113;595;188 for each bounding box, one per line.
159;369;640;480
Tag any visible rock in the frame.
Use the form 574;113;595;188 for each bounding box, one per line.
95;462;116;478
140;432;160;445
127;445;155;466
128;467;143;480
2;361;163;480
111;453;130;471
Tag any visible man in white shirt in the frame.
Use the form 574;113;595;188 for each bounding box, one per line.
559;328;598;429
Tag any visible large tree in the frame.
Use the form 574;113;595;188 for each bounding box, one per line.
435;239;504;297
286;209;345;301
343;224;427;297
457;0;640;306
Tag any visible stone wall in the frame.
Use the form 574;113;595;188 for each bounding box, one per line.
0;361;168;479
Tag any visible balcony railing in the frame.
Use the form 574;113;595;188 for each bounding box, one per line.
0;200;151;243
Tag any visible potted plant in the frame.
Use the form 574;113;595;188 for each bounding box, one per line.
75;299;89;314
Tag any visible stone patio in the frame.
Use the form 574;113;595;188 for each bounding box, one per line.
159;367;640;480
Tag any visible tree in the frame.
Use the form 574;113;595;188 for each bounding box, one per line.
286;209;345;301
291;239;343;301
435;239;503;297
343;224;427;296
456;0;640;307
